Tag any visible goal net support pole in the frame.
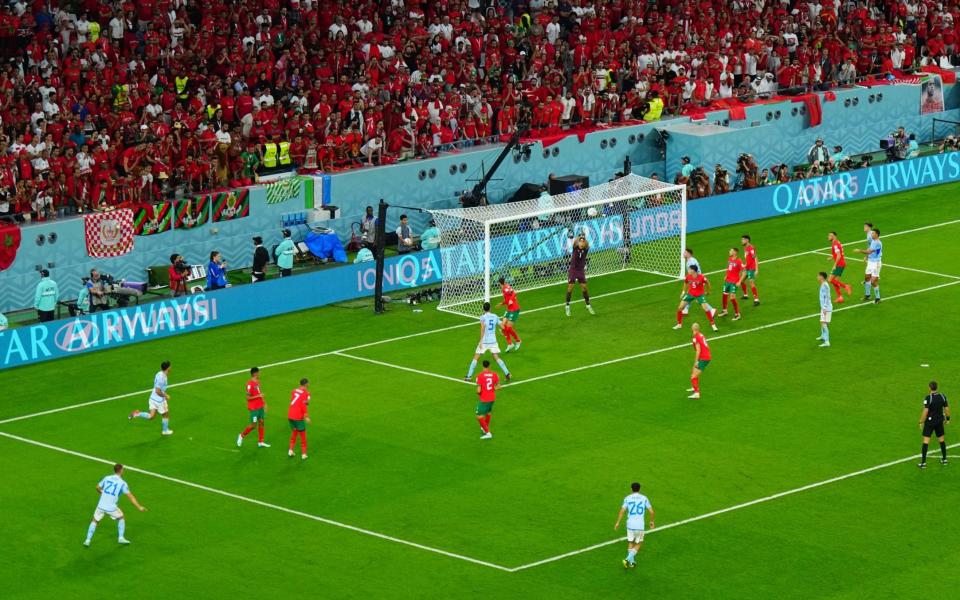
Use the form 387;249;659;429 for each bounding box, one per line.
429;174;687;318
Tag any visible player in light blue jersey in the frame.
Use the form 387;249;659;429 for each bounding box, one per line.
816;272;833;348
614;482;655;569
83;463;147;547
854;226;882;304
465;302;511;382
128;360;173;435
681;248;700;315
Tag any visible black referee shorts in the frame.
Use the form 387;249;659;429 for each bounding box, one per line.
922;421;945;438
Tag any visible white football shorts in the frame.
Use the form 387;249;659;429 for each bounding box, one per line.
93;508;124;522
626;529;645;543
475;341;501;355
148;397;169;414
865;261;882;277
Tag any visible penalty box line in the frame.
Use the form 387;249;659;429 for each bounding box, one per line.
507;278;960;388
3;217;960;426
810;252;960;281
507;442;960;572
0;430;514;572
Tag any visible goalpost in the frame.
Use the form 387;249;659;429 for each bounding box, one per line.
428;174;687;317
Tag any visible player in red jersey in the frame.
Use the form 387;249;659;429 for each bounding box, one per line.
826;232;854;303
496;276;523;352
237;367;270;448
686;322;712;399
740;235;760;305
718;248;745;321
475;360;501;440
674;264;718;331
287;378;311;460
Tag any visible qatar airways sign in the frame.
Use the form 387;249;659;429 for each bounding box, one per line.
0;296;219;369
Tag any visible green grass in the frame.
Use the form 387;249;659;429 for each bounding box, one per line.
3;184;960;599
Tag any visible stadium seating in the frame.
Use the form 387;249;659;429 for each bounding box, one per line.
0;0;953;221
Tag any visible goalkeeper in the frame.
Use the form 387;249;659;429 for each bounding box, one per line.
565;234;595;316
496;277;523;352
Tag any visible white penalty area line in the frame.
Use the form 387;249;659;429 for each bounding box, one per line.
810;252;960;281
507;279;960;387
508;441;960;572
333;352;474;385
3;217;960;427
0;430;513;572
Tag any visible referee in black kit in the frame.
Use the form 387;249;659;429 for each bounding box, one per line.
918;381;951;468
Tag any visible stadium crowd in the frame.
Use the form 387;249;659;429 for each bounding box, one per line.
0;0;957;221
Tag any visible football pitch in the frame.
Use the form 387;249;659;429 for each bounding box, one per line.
3;185;960;599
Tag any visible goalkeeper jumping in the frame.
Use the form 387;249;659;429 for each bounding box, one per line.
565;234;595;317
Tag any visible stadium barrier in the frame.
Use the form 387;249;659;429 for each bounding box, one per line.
2;151;960;369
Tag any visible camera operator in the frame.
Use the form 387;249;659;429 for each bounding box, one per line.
884;127;909;161
734;153;759;190
940;135;959;154
689;166;712;199
713;164;730;194
87;269;142;310
169;253;189;297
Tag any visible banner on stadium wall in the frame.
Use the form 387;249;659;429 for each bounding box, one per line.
84;209;135;258
920;75;945;115
0;221;22;271
173;196;210;229
7;151;960;370
211;188;250;222
133;202;173;236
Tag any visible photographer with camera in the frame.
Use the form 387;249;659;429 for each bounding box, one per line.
734;153;760;190
87;269;111;312
714;164;730;194
169;253;189;297
883;127;910;161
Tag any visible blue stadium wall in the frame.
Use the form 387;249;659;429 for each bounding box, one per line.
1;83;959;314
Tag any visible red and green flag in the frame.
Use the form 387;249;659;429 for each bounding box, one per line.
0;221;21;271
211;188;250;222
174;196;210;229
133;202;173;236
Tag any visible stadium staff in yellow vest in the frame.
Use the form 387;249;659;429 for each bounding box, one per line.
642;90;664;121
278;139;291;167
34;269;59;322
175;72;190;100
262;136;279;170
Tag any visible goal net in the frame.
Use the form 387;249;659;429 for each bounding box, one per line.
428;173;686;317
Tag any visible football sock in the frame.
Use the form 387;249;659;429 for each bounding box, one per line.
831;279;842;294
676;310;684;325
467;359;478;378
941;441;948;459
750;284;758;299
136;412;151;419
484;414;492;430
565;291;572;304
740;282;747;295
504;329;513;344
722;295;728;310
731;298;739;314
864;281;872;296
85;523;96;543
117;519;125;539
706;310;716;325
241;425;255;438
477;416;489;434
874;285;880;299
821;324;829;343
582;290;590;304
626;549;637;564
258;423;265;443
496;358;510;376
921;442;928;463
300;431;307;453
691;377;699;393
161;418;169;432
289;431;298;450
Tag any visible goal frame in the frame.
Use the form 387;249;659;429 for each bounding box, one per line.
432;176;688;316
